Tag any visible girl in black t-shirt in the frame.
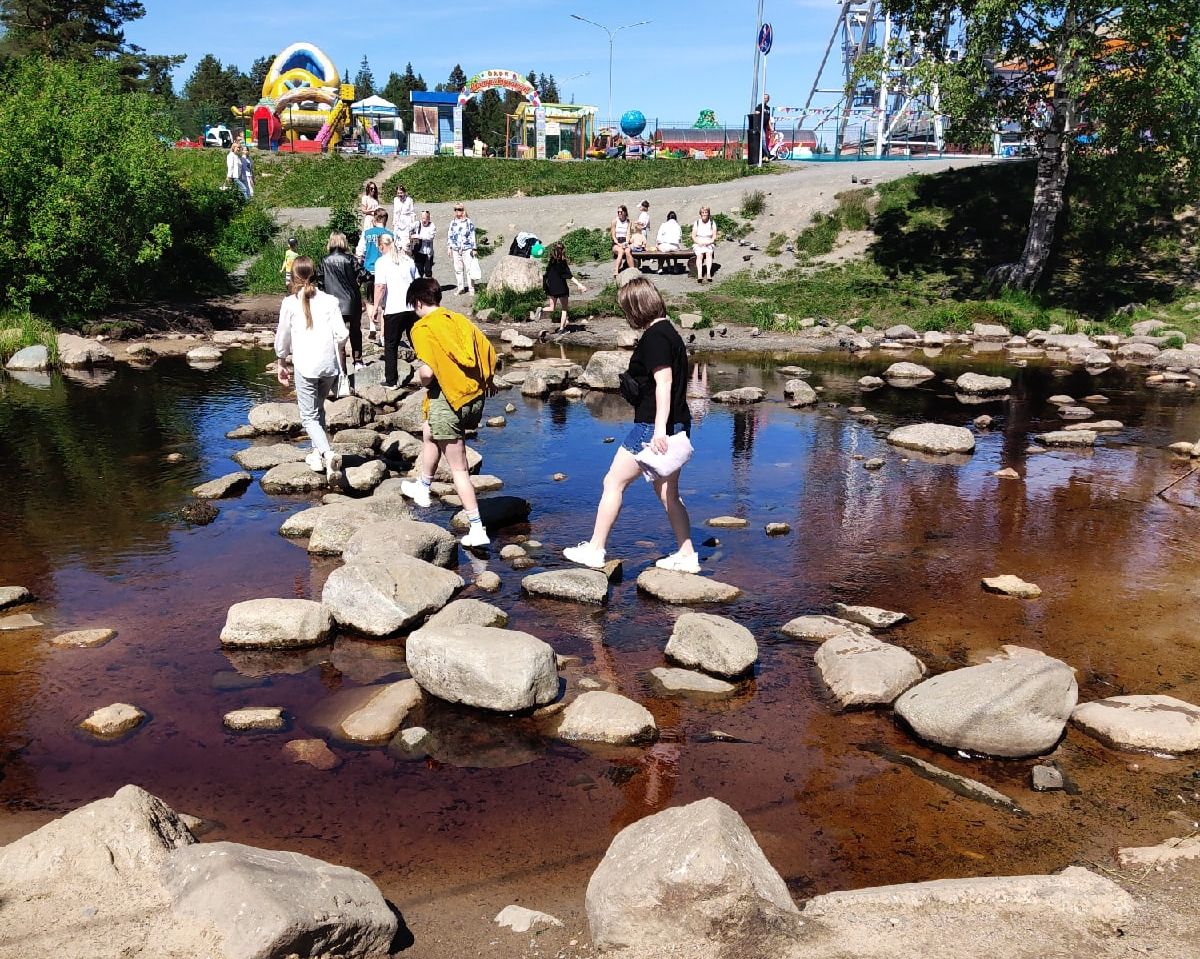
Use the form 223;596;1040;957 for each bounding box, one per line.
563;278;699;575
542;243;587;333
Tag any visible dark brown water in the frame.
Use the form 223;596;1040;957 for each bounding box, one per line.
2;347;1199;936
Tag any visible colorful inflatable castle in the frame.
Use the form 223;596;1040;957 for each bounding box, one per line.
234;42;353;152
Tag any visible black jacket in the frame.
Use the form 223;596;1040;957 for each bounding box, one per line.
319;251;363;318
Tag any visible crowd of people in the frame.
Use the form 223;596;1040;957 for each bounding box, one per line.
270;180;710;565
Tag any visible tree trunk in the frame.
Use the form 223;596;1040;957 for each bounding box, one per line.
991;12;1079;292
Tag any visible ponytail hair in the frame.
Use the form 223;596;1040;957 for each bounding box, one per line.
292;256;317;328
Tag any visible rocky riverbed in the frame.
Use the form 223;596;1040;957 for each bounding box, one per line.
1;330;1199;958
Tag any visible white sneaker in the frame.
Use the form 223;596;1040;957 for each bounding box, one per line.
655;550;701;574
461;526;490;548
304;451;324;473
563;541;606;570
400;479;432;508
323;450;342;483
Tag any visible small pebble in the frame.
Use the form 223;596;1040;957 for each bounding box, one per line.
603;437;615;444
505;403;516;413
165;453;184;463
765;522;791;536
475;571;501;592
553;472;567;481
864;458;885;470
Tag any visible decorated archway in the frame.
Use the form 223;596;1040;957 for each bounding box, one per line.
457;69;541;109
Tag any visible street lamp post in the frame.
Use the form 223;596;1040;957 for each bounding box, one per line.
570;14;651;123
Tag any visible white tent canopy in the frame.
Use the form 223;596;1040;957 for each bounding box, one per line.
352;95;398;115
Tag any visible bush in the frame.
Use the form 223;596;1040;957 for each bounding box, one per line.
244;228;327;296
213;204;275;272
0;57;185;317
835;188;874;231
740;190;767;218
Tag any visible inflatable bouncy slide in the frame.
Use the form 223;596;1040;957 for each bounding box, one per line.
233;42;354;152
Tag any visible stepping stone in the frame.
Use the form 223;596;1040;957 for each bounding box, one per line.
1071;695;1200;754
522;569;610;605
833;603;907;629
780;615;872;643
80;703;146;738
705;516;748;529
283;738;341;770
0;586;33;610
223;707;287;732
193;471;252;499
649;667;736;697
982;575;1042;599
815;635;926;707
51;628;117;648
636;569;741;605
886;423;975;455
0;613;42;631
556;691;657;745
1038;430;1097;447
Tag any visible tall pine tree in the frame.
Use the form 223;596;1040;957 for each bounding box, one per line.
382;62;426;132
354;54;375;97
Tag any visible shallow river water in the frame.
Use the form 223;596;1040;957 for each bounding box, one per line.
1;345;1199;943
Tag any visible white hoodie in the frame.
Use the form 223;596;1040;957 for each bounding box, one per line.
274;290;348;379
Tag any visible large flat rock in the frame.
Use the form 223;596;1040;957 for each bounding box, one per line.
522;568;610;604
220;598;333;650
799;867;1132;959
322;555;462;637
260;461;327;494
887;423;975;455
636;569;741;605
557;690;657;745
247;402;303;434
233;443;307;471
895;651;1077;758
780;614;872;643
814;635;925;707
163;841;397;959
1071;694;1200;754
665;612;757;678
405;624;558;712
309;679;423;744
342;519;459;568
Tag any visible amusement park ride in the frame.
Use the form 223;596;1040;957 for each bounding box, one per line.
801;0;964;156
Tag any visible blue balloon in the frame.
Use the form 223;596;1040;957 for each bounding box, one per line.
620;110;647;138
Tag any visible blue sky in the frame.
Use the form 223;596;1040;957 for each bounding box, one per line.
127;0;845;125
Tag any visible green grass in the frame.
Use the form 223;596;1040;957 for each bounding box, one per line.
765;232;789;257
560;228;614;263
0;313;59;364
474;286;546;321
168;151;383;208
740;189;767;218
244;228;328;295
683;259;1083;333
384;157;777;203
570;282;621;320
213;203;276;272
794;213;841;257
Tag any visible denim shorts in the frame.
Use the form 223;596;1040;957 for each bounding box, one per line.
621;422;685;455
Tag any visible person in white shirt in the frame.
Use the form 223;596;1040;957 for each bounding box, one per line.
392;185;417;238
225;145;247;198
412;210;437;278
691;206;719;283
654;211;683;274
372;233;420;387
273;256;349;479
636;200;651;239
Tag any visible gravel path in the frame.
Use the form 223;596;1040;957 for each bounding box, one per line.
272;157;994;309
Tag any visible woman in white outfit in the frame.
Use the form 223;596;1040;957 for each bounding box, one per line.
610;205;635;278
274;256;349;480
692;206;719;283
655;211;683;273
359;181;381;233
392;184;417;238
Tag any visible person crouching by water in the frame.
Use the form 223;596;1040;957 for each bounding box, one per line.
563;277;698;573
273;256;348;482
399;278;497;549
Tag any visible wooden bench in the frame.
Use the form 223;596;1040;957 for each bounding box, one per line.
630;249;698;275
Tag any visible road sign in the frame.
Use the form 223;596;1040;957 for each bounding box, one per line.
758;22;774;55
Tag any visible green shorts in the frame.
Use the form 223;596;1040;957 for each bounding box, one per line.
427;394;484;440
